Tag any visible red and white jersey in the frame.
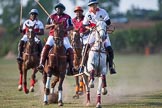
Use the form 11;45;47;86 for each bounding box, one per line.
22;19;44;34
83;8;110;27
72;16;87;33
47;13;73;37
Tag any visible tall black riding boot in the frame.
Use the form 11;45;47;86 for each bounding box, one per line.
37;41;43;56
66;48;74;76
37;45;51;73
105;46;117;74
17;40;25;63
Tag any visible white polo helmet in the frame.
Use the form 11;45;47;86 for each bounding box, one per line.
29;9;39;15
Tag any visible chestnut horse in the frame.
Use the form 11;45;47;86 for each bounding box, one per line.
70;30;85;98
43;23;67;106
18;24;40;94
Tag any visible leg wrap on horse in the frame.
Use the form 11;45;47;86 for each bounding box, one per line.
67;48;74;75
105;46;116;74
17;40;25;63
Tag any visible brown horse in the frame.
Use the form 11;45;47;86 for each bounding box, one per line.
17;24;40;94
43;23;67;106
70;30;85;98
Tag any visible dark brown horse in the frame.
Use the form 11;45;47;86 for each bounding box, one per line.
43;23;67;106
18;24;40;94
70;30;85;98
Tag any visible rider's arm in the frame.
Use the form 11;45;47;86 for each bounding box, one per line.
64;17;74;32
45;17;55;29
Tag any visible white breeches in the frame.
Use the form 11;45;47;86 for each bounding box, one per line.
21;34;40;43
45;35;72;49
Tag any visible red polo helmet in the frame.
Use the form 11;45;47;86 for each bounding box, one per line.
74;6;83;13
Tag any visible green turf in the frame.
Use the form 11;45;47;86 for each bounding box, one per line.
0;54;162;108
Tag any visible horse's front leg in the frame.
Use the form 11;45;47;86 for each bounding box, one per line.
23;69;29;94
102;74;108;95
96;76;102;108
43;68;52;105
82;74;90;106
57;71;65;106
29;68;37;92
18;62;23;91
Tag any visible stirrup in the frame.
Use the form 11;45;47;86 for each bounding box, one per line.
37;64;44;73
17;57;23;63
109;67;116;74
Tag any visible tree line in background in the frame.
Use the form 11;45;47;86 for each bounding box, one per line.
0;0;162;57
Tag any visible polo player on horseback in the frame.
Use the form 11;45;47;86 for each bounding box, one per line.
82;0;117;75
17;9;44;63
37;3;74;75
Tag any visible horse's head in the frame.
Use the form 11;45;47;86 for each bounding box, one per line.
95;20;107;42
71;30;80;43
25;23;36;45
53;22;64;47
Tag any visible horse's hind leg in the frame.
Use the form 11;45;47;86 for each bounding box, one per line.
89;70;95;88
73;76;80;99
18;63;23;91
51;76;59;94
29;68;37;92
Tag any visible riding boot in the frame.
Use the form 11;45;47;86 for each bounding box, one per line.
37;41;43;56
105;46;117;74
17;40;25;64
37;45;51;73
66;48;74;76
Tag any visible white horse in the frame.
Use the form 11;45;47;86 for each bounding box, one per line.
83;20;109;108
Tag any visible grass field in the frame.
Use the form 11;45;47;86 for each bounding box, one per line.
0;54;162;108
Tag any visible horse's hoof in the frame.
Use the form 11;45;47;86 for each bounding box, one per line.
73;94;79;99
24;89;29;94
86;101;90;106
96;102;102;108
18;85;22;91
43;101;48;105
102;87;107;95
88;83;94;88
58;100;63;106
45;88;50;95
29;86;34;92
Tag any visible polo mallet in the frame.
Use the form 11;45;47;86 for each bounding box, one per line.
73;28;95;77
34;0;51;18
20;0;23;26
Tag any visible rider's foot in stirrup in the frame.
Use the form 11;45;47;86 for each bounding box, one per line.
37;64;44;73
66;67;74;76
17;57;23;63
109;67;116;74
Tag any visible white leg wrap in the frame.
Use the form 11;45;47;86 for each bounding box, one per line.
46;77;51;88
44;94;48;102
58;90;62;101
